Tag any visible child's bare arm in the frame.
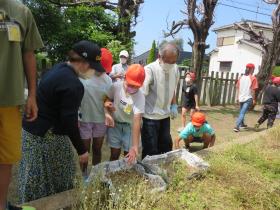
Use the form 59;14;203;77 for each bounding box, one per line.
174;136;182;149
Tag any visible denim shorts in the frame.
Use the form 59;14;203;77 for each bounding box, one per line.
107;122;131;152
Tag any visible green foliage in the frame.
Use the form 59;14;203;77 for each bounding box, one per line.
147;40;156;64
24;1;130;62
181;58;191;67
272;66;280;77
106;40;128;63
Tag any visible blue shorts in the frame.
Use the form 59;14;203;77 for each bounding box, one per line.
107;122;131;152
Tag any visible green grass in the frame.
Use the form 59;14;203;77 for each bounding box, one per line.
77;126;280;210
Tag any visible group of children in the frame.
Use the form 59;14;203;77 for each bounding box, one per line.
78;49;146;178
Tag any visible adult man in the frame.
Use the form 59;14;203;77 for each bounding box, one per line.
110;50;129;82
0;0;43;209
234;63;258;132
141;42;180;159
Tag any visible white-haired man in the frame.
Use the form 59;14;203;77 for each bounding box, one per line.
141;42;180;159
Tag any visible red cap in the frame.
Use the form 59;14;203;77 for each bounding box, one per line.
186;72;196;80
191;112;206;126
125;64;145;87
101;48;113;74
272;77;280;85
246;63;255;69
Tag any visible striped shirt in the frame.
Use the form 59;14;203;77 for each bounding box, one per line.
141;59;179;120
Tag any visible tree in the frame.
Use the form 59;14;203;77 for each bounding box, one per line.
24;1;117;61
106;40;127;63
181;58;192;67
147;40;157;64
235;0;280;92
165;0;218;81
43;0;144;55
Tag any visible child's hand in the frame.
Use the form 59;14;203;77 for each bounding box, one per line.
104;101;116;112
105;113;115;127
125;146;138;164
174;137;181;149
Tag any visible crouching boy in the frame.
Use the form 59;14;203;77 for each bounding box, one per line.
175;112;215;149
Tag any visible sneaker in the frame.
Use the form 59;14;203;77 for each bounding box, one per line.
240;124;248;129
254;123;260;130
233;127;240;132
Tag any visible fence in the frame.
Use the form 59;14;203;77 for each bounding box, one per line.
176;67;241;106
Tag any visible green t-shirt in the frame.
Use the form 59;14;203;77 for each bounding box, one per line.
0;0;43;106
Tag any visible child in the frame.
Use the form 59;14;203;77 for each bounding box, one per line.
106;64;145;163
175;112;215;149
180;72;200;131
255;77;280;129
79;48;114;177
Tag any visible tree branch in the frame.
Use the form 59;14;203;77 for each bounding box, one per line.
46;0;117;10
164;20;188;37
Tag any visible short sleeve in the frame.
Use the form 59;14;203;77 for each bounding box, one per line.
203;123;215;135
132;91;145;115
23;8;44;51
192;84;198;95
251;76;258;90
179;123;192;139
106;83;116;99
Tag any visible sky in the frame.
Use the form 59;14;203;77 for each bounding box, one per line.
133;0;275;56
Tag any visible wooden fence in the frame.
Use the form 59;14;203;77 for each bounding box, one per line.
176;67;241;106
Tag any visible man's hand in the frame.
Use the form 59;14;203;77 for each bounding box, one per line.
25;96;38;121
125;146;138;164
170;104;178;119
79;152;89;164
105;113;115;127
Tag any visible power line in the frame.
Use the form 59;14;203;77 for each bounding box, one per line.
222;0;272;11
229;0;243;19
218;2;271;17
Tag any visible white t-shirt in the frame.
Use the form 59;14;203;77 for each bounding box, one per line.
107;81;145;123
79;73;112;123
237;75;258;103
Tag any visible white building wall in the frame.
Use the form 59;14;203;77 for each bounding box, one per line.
209;51;219;72
209;27;269;75
232;44;263;75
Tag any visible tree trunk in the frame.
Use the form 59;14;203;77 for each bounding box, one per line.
257;27;280;91
191;40;206;93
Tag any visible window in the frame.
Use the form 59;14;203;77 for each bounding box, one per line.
216;36;235;46
217;37;223;46
223;36;235;45
219;61;232;72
